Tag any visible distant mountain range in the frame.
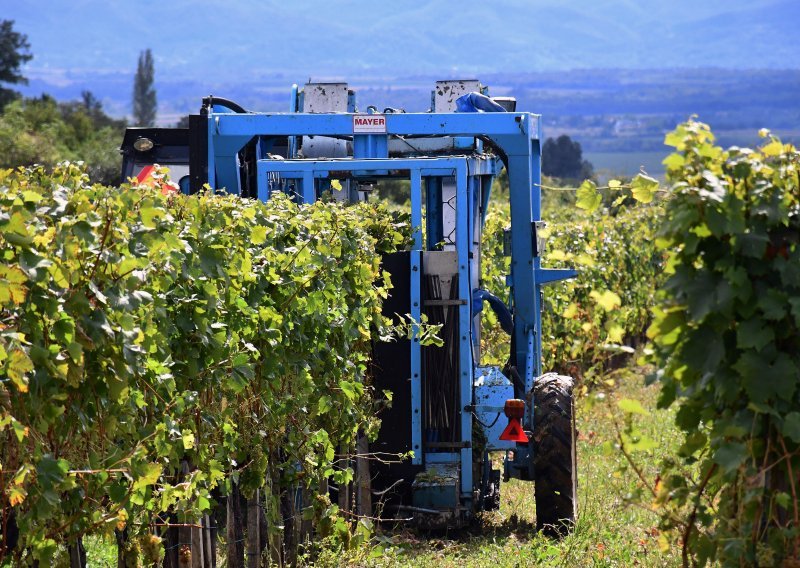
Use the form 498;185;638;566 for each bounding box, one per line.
5;0;800;118
4;0;799;177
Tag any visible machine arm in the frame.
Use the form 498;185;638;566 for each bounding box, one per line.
472;289;513;334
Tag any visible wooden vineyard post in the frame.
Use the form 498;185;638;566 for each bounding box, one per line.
67;538;86;568
356;435;372;517
189;519;204;568
246;490;260;568
338;444;351;514
115;528;128;568
227;482;245;567
175;461;199;567
203;514;216;568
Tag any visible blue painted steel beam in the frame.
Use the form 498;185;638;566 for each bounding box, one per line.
254;158;493;175
353;134;388;159
537;268;578;285
410;169;423;249
288;83;299;158
455;160;473;499
257;158;480;173
531;136;544;394
302;171;315;203
425;452;460;464
409;169;423;465
479;174;494;229
212;112;540;138
505;149;538;396
468;171;481;362
410;249;422;465
478;114;544;407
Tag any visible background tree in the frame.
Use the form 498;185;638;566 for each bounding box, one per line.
542;134;594;180
132;49;156;126
175;114;190;128
0;20;33;110
0;92;125;185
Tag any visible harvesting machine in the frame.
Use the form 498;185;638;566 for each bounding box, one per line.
120;80;578;534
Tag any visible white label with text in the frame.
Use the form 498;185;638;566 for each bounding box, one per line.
353;115;386;133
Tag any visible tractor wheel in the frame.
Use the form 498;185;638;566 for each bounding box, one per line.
533;373;577;537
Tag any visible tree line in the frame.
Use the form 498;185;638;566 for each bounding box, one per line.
0;20;158;185
1;18;595;187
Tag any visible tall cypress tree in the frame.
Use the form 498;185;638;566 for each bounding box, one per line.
132;49;156;126
0;20;33;110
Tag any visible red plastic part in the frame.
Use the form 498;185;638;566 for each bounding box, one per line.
135;164;156;183
135;165;178;195
504;398;525;419
499;417;529;443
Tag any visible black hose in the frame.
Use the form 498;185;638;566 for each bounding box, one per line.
473;411;502;430
200;96;249;115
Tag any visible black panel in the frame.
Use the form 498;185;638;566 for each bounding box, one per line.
119;127;189;184
370;252;422;507
188;114;208;194
120;127;190;150
421;273;460;447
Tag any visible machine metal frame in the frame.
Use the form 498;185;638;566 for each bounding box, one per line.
143;87;578;525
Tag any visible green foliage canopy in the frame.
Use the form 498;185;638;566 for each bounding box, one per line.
0;95;124;185
648;122;800;566
480;195;663;380
0;164;409;564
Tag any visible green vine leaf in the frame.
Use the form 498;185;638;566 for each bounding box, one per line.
575;180;602;212
617;398;648;415
132;463;163;491
590;289;622;311
630;173;658;204
783;412;800;443
0;264;28;305
7;348;33;393
713;443;747;474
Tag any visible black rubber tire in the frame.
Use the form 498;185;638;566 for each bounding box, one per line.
533;373;578;537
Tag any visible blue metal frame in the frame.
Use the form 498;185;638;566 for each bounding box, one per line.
454;161;473;499
410;249;422;464
204;109;571;393
473;367;515;452
204;106;577;511
410;170;423;465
